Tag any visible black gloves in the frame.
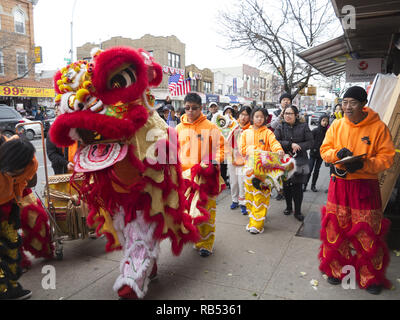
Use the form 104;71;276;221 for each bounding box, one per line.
344;161;364;173
252;178;262;190
337;148;353;159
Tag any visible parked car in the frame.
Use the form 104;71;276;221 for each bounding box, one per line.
310;111;328;126
0;104;43;140
0;104;23;137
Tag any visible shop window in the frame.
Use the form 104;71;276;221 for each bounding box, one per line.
14;9;25;34
16;52;27;77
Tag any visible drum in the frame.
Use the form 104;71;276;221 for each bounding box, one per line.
45;174;93;239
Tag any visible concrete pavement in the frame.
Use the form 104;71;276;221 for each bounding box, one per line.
22;154;400;301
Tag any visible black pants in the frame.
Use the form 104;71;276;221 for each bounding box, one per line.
220;163;229;186
305;156;323;187
283;180;303;215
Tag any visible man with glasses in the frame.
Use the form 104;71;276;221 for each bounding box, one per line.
176;93;225;257
319;86;395;295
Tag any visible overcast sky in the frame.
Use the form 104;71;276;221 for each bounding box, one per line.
33;0;262;72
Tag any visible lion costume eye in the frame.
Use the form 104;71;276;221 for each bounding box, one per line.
108;65;136;89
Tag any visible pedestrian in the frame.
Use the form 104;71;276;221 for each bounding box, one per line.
219;105;237;188
227;106;252;215
331;103;343;123
303;114;329;192
176;92;225;257
270;93;292;130
241;107;284;234
232;104;239;119
164;105;180;128
206;102;219;121
0;136;37;300
271;93;292;201
274;105;313;222
319;86;395;295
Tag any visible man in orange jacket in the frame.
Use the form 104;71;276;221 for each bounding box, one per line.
319;86;395;295
176;93;225;257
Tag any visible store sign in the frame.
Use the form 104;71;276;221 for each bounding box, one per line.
34;46;42;64
346;58;383;82
0;86;55;98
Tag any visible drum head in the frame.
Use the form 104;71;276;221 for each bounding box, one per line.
74;143;128;173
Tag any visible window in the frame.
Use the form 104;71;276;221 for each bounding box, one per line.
204;81;212;94
16;52;27;77
0;51;4;75
14;9;25;34
168;52;180;68
191;78;198;92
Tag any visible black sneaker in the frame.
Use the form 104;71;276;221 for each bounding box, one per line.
283;208;293;215
294;213;304;222
327;276;342;285
311;186;318;192
366;284;383;295
302;185;307;192
275;194;284;201
199;249;211;257
0;283;32;300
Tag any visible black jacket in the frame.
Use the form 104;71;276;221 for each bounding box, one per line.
46;135;68;175
274;119;314;166
310;115;329;158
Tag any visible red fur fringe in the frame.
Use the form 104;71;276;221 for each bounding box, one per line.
20;200;54;259
73;129;200;255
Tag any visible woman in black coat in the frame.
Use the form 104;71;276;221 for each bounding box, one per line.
274;105;314;221
304;114;329;192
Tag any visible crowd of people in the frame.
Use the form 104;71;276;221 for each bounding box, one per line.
0;85;395;299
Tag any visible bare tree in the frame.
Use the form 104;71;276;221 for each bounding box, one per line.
218;0;339;98
0;32;36;86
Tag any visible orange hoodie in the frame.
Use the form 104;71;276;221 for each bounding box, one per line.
176;113;225;172
320;107;395;180
241;125;283;157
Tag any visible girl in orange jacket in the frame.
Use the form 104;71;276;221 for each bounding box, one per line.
240;107;284;234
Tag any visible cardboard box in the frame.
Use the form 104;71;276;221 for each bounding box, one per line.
379;75;400;210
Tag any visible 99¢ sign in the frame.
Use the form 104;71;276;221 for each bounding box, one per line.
0;86;55;98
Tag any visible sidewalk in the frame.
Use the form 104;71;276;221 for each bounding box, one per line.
21;164;400;300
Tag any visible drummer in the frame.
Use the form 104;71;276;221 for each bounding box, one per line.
0;136;38;300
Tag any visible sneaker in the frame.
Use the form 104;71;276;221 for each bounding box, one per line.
283;208;293;215
199;249;211;257
327;277;342;285
294;213;305;222
0;283;32;300
118;285;138;300
366;284;383;295
240;205;248;215
230;202;239;210
248;227;261;234
311;185;318;192
275;194;284;201
302;184;307;192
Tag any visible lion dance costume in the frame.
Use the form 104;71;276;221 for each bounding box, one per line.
50;47;199;299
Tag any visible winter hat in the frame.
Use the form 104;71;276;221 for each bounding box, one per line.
279;93;292;103
343;86;368;103
223;105;234;115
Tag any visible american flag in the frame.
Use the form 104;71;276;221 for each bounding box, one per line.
168;73;191;96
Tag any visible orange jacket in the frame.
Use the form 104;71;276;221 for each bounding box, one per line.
229;122;251;166
176;113;225;172
320;107;395;180
240;125;283;157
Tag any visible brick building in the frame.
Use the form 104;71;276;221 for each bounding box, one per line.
0;0;53;110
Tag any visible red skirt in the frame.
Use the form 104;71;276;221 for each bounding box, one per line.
319;177;391;289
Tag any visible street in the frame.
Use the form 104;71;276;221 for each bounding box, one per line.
19;137;400;301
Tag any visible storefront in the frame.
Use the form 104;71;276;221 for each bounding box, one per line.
0;84;55;114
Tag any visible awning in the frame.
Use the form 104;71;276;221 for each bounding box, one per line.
297;0;400;77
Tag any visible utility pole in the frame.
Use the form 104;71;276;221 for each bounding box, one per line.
70;0;78;63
